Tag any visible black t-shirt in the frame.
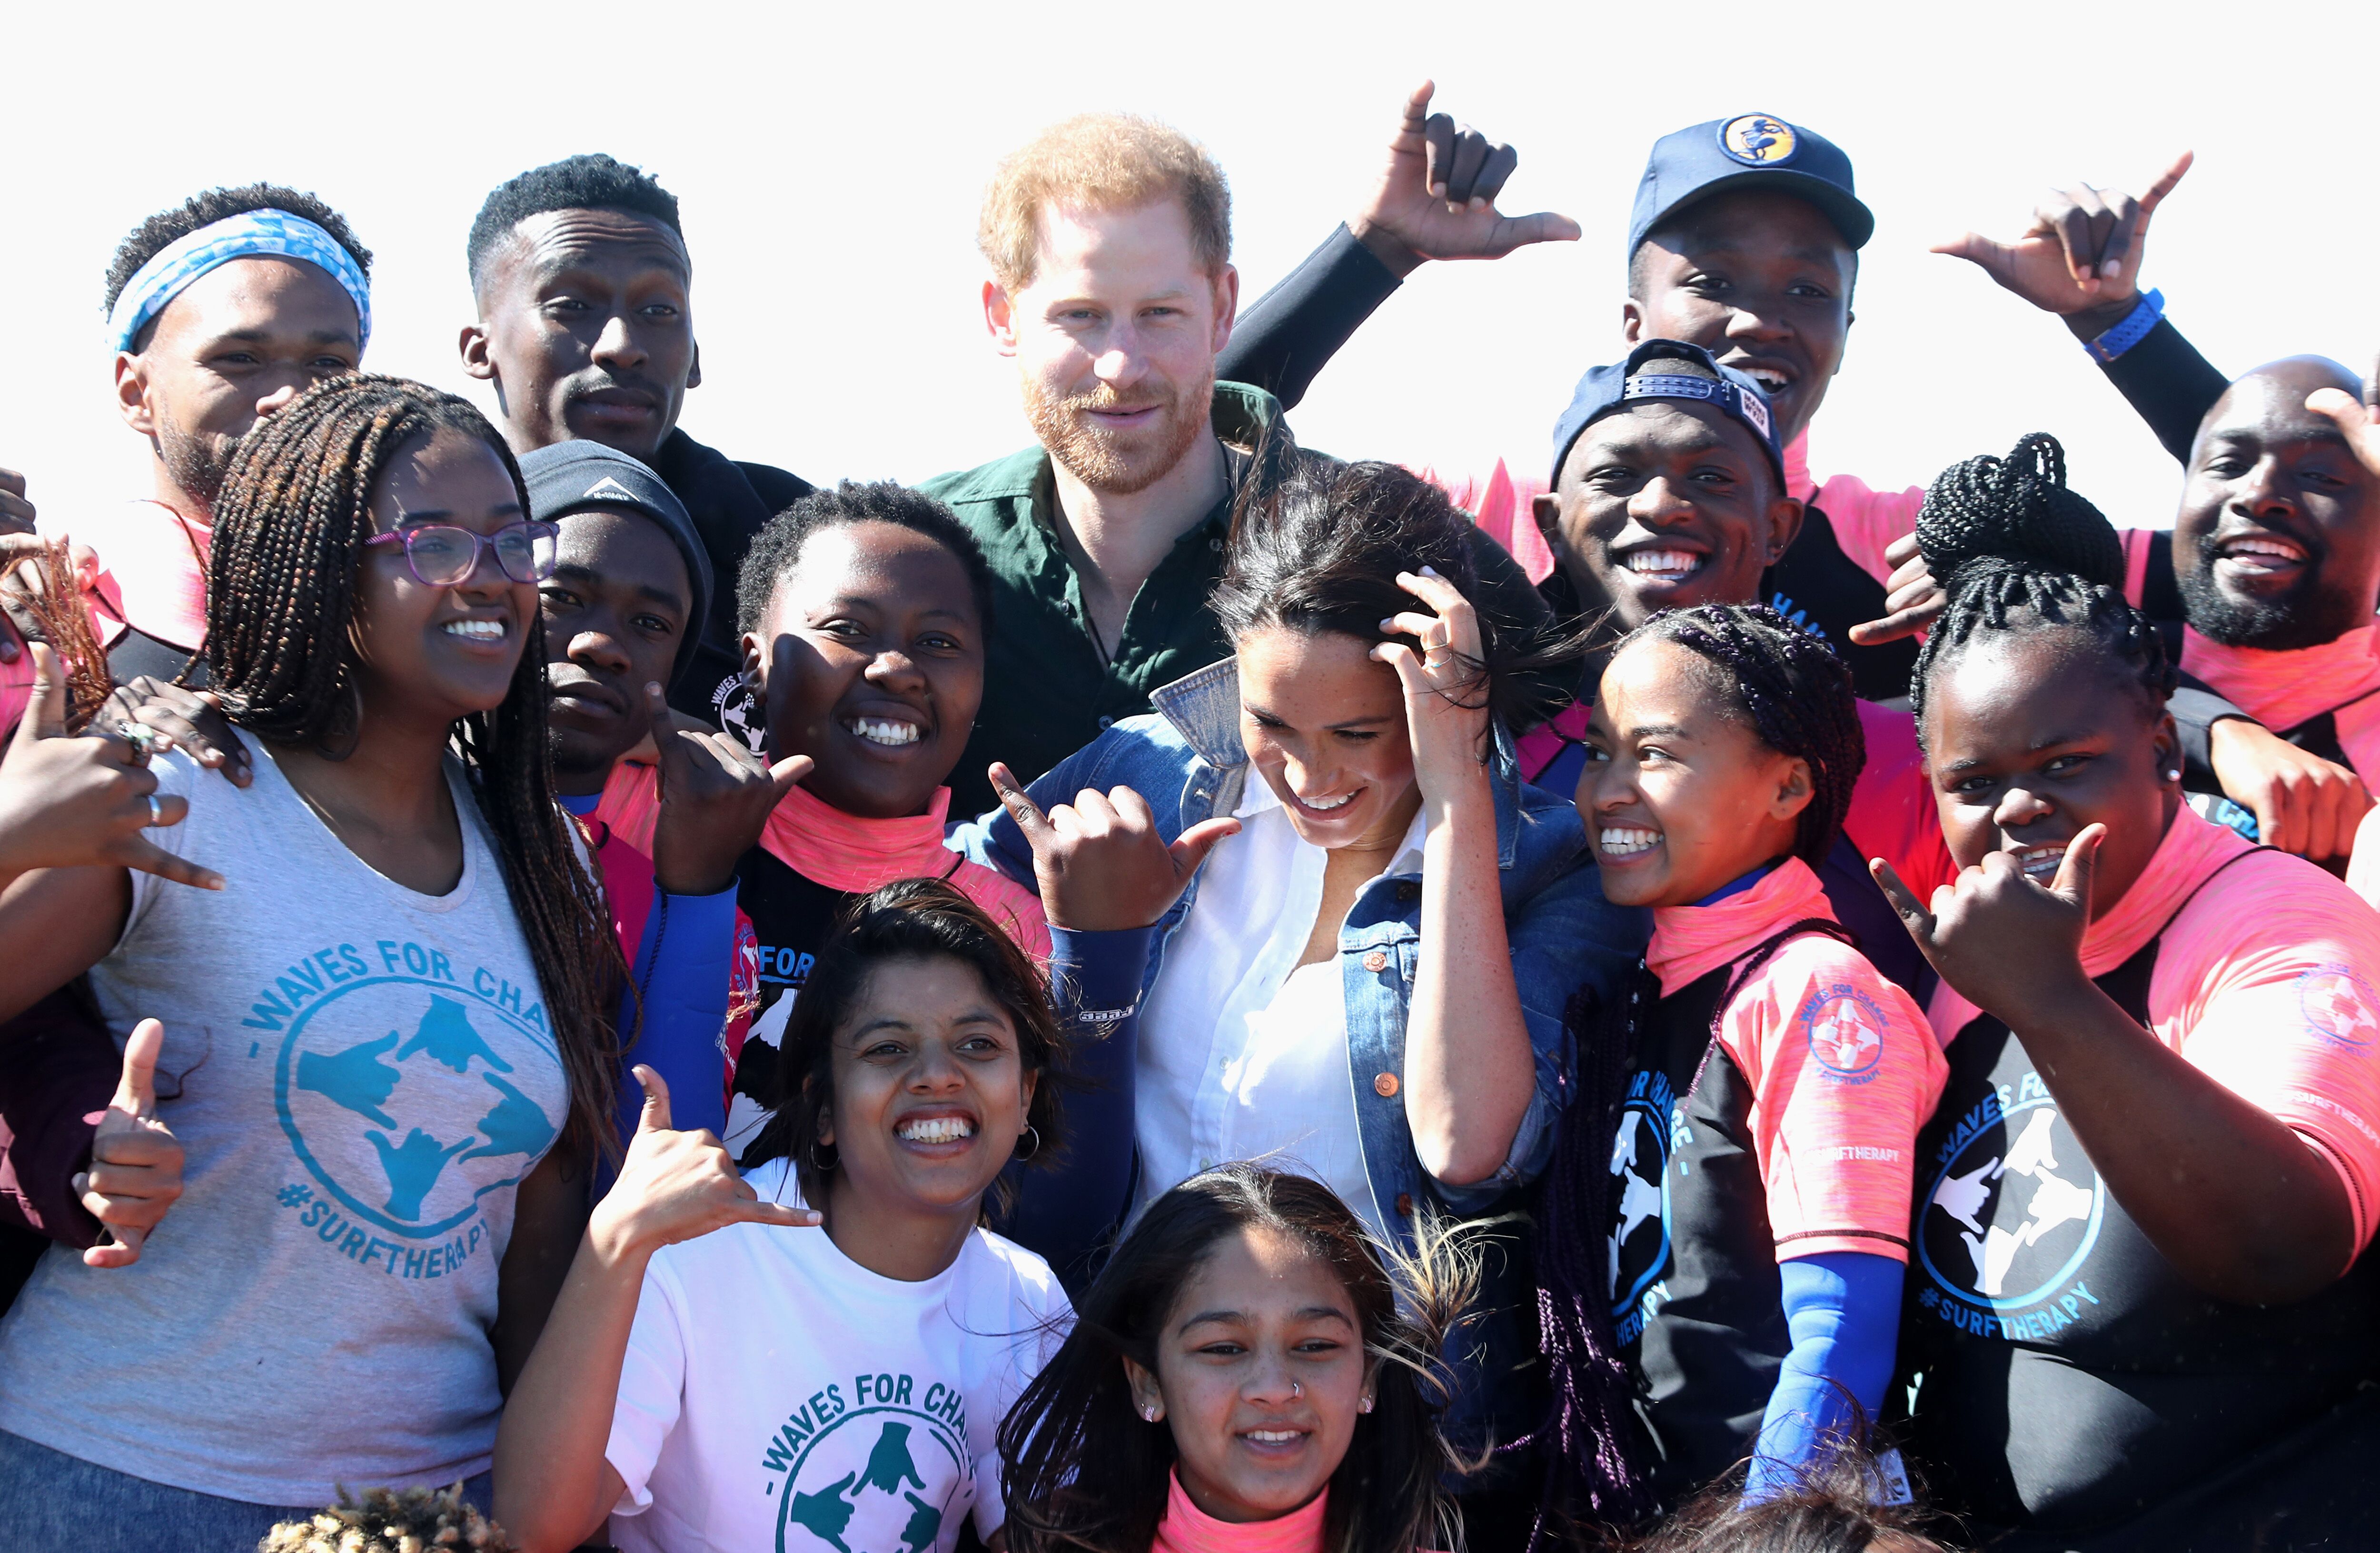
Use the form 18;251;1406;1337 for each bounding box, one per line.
722;847;857;1163
1609;927;1846;1504
1899;917;2380;1536
1760;504;1920;705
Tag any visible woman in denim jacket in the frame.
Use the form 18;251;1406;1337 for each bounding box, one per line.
954;453;1646;1475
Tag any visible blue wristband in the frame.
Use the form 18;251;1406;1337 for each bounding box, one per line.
2083;288;2164;364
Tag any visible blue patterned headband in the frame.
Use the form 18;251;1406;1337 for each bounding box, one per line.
106;209;372;354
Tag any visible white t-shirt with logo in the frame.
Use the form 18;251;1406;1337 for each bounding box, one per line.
606;1159;1071;1553
0;735;569;1504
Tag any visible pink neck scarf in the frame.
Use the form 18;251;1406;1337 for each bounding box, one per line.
2180;622;2380;735
1150;1475;1327;1553
1926;804;2245;1036
1647;856;1836;997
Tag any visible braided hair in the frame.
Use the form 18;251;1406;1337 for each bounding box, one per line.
1527;607;1864;1541
206;374;624;1160
1914;431;2124;589
1909;433;2174;741
1211;443;1570;732
1611;604;1866;864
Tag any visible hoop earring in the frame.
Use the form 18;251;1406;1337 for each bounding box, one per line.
806;1139;839;1173
1012;1125;1041;1162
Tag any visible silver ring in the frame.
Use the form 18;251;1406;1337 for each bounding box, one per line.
120;721;162;757
1423;652;1453;670
144;795;163;828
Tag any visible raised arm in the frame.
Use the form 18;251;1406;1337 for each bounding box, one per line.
1215;82;1577;410
1378;570;1537;1186
494;1067;818;1553
1934;152;2226;462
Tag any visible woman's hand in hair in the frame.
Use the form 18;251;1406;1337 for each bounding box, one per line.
990;761;1239;931
1376;567;1495;821
588;1066;820;1264
1872;827;2103;1031
0;646;222;891
646;685;813;896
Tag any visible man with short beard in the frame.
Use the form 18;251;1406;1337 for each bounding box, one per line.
2160;358;2380;793
924;108;1560;814
61;186;374;690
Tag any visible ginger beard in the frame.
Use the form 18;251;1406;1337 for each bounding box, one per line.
1025;368;1212;496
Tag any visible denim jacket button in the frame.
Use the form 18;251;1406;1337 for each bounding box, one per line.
1362;949;1389;973
1396;1193;1415;1217
1373;1072;1399;1098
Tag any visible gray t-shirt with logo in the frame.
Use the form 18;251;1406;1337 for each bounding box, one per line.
0;734;569;1504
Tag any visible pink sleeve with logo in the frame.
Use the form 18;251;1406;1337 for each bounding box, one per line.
1716;936;1950;1263
2149;851;2380;1256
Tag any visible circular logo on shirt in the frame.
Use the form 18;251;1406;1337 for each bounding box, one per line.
1606;1071;1676;1343
1718;114;1799;166
2298;964;2379;1049
1802;982;1886;1084
766;1376;974;1553
1916;1084;2104;1318
712;671;769;757
273;970;563;1240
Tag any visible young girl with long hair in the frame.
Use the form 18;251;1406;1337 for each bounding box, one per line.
495;878;1071;1553
1870;438;2380;1551
959;450;1642;1475
1000;1165;1467;1553
0;375;622;1546
1540;605;1947;1528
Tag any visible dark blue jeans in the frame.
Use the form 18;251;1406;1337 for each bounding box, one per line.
0;1428;493;1553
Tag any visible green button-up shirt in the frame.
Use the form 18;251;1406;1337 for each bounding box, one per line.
922;381;1550;818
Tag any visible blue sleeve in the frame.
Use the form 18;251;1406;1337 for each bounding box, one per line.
1743;1251;1904;1502
610;885;738;1150
990;924;1152;1294
1439;844;1648;1213
946;726;1159;886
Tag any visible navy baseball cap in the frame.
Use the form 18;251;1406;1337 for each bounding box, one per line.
1627;113;1874;258
520;441;714;687
1549;338;1785;487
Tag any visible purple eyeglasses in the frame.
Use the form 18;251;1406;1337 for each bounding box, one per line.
365;520;560;587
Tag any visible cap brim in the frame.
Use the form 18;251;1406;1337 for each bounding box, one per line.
1643;168;1875;251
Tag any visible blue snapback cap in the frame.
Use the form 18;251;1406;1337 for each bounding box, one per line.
1549;338;1785;488
1627;113;1874;257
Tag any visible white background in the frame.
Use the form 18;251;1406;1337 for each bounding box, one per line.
6;1;2374;536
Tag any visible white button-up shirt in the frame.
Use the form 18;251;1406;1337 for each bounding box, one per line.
1133;773;1425;1243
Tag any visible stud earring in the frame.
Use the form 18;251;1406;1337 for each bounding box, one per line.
1358;1395;1375;1414
1141;1405;1162;1423
2165;768;2182;781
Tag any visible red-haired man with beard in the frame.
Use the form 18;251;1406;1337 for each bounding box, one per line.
923;99;1566;814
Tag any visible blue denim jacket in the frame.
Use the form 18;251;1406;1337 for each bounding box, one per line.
955;655;1647;1238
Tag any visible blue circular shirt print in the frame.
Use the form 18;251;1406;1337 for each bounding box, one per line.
274;969;563;1240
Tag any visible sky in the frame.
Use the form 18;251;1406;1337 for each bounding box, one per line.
7;1;2376;538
